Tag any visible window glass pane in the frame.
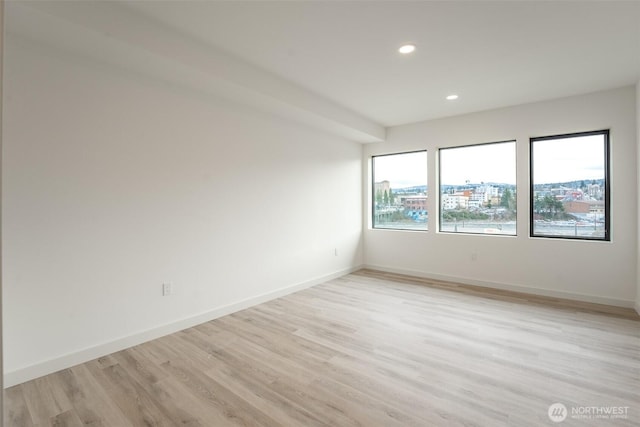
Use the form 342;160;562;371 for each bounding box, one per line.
439;141;516;235
530;131;609;240
372;151;427;231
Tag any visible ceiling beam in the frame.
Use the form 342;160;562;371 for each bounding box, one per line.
8;1;386;143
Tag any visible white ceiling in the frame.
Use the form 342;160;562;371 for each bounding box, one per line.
7;1;640;141
125;1;640;127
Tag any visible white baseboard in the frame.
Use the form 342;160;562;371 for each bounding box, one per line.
363;264;637;309
4;265;363;388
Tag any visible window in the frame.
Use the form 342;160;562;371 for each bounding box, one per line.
530;130;609;240
439;141;516;235
372;151;427;231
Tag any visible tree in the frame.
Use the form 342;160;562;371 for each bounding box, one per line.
389;189;396;205
552;198;565;218
534;194;543;214
383;190;389;205
539;195;565;219
375;189;382;206
500;188;515;210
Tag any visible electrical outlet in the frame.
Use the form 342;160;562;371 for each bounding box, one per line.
162;283;172;296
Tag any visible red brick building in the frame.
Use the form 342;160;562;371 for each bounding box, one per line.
402;195;427;211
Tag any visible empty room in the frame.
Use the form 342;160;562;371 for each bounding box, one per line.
2;1;639;426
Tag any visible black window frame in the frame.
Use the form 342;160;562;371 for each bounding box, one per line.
529;129;610;241
438;140;518;236
371;150;428;232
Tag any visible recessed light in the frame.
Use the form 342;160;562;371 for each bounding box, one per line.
446;94;459;100
398;44;416;54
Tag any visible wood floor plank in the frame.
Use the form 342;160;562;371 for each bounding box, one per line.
5;269;640;426
57;364;132;427
85;361;175;427
21;376;72;425
147;376;225;427
159;356;279;427
50;409;84;427
4;386;35;427
204;355;333;427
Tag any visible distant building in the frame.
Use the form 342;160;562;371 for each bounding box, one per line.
563;200;605;215
442;193;469;210
587;183;602;199
470;192;488;205
402;195;427;211
468;199;483;209
563;190;584;201
374;180;390;195
470;185;499;207
477;185;499;197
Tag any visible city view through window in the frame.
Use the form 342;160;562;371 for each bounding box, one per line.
372;130;609;240
531;131;609;240
439;141;517;235
372;151;428;230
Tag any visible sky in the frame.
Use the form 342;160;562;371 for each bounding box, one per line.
532;134;605;184
373;135;606;189
373;151;427;188
440;142;516;185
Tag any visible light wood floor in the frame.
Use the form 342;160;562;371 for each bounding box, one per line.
5;269;640;426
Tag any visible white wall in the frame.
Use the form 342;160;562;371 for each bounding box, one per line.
0;0;5;417
364;87;637;307
2;36;363;386
637;81;640;314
